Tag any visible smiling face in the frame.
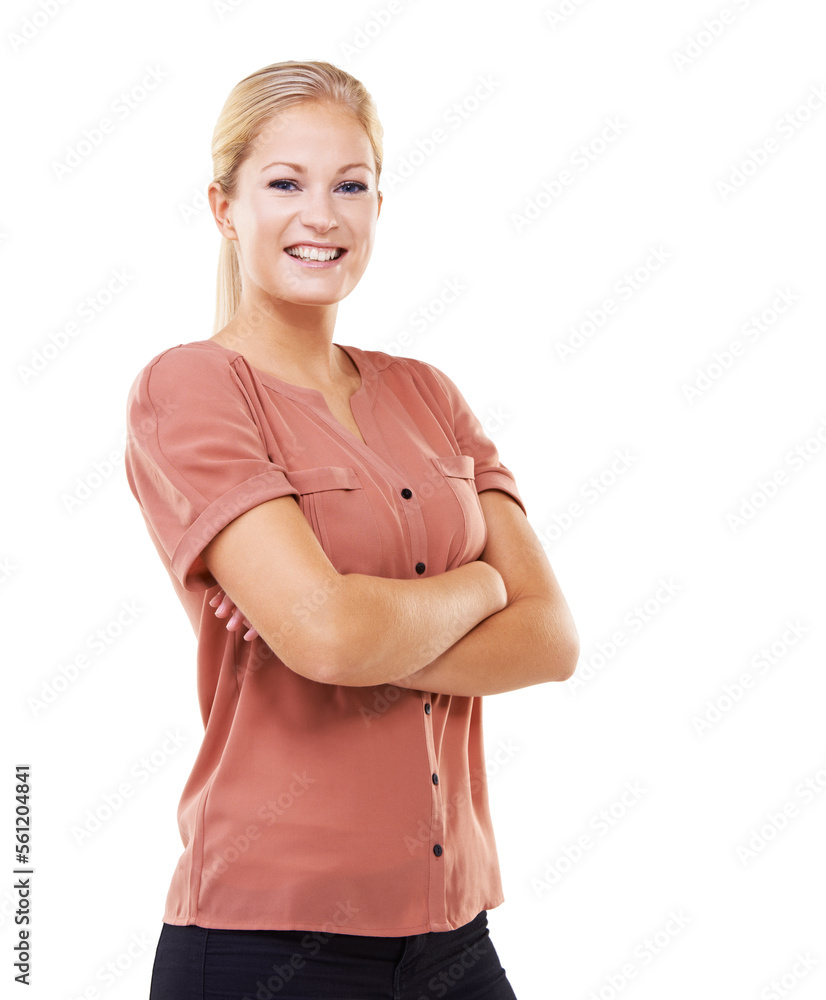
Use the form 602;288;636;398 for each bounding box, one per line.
211;100;382;310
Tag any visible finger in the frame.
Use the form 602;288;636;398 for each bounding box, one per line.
225;607;244;630
213;594;232;618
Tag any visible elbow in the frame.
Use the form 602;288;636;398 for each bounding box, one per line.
534;599;579;683
257;601;353;688
555;633;580;682
262;625;342;686
275;577;370;686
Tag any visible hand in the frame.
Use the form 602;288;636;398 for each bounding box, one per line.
208;589;259;641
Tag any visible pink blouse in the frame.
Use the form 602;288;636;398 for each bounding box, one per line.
124;338;526;935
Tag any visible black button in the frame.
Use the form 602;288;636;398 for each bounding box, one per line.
432;773;439;785
415;562;426;574
424;703;431;714
433;844;443;857
401;488;412;499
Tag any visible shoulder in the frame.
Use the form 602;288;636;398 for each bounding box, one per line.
129;340;236;388
347;345;457;399
127;340;239;400
125;340;246;428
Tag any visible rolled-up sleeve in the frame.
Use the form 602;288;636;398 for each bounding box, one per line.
124;345;299;591
424;361;527;517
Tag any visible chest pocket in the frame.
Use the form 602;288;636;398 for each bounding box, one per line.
289;466;382;573
430;454;487;565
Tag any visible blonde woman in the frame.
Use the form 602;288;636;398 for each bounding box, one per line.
125;59;578;1000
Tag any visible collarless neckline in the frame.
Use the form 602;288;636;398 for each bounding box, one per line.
193;338;371;404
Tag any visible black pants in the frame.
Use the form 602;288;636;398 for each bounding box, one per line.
148;908;518;999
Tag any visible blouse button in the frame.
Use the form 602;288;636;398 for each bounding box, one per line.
424;703;431;714
415;562;426;574
432;773;439;785
401;488;412;499
433;844;443;857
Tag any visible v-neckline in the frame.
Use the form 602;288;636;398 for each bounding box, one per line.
194;338;371;447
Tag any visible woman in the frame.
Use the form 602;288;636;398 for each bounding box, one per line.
125;59;579;1000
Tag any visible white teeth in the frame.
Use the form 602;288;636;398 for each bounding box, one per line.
286;246;343;262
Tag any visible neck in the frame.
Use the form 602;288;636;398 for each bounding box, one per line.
219;295;348;386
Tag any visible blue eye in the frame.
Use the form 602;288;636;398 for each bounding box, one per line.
267;180;368;193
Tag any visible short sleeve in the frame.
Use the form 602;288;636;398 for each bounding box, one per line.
124;345;299;591
422;361;527;517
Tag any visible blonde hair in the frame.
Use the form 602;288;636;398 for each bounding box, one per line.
209;60;384;333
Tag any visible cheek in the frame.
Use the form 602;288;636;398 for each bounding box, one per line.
240;209;291;275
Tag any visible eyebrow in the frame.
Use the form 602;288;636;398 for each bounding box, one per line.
260;161;373;175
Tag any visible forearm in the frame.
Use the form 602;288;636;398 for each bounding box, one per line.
328;560;507;686
393;594;579;696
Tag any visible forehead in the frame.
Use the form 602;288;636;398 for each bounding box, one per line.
250;102;371;160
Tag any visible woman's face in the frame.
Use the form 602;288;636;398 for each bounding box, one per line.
216;101;382;309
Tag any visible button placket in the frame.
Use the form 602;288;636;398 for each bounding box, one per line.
398;482;428;577
420;692;446;922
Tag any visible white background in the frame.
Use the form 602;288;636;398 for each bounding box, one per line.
3;1;825;998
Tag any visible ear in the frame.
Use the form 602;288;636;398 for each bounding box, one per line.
376;189;383;219
208;181;237;241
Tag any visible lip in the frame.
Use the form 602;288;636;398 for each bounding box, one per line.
284;243;348;268
285;241;345;250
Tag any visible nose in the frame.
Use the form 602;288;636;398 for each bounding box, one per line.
299;186;338;234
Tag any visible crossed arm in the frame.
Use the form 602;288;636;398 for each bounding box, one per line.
391;489;579;695
202;487;579;696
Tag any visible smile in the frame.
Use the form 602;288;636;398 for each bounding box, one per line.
285;245;345;262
